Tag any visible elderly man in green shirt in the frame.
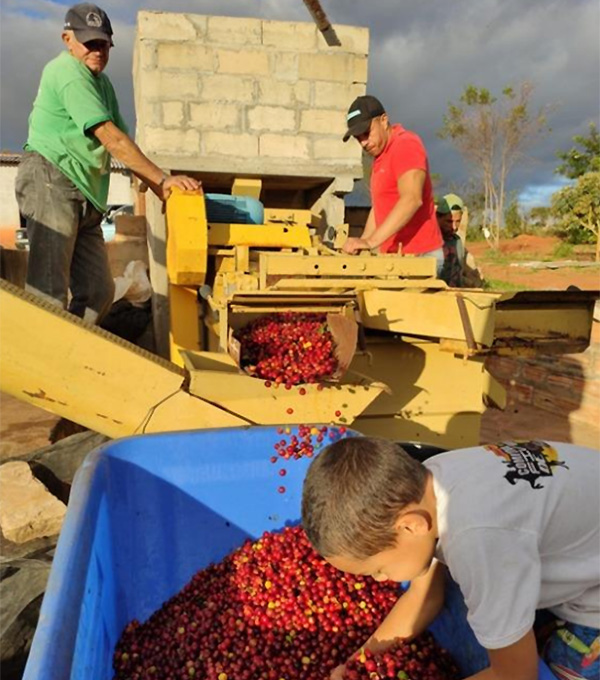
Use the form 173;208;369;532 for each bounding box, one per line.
16;3;200;323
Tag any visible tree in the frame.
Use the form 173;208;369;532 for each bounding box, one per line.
550;172;600;261
438;82;551;248
555;122;600;179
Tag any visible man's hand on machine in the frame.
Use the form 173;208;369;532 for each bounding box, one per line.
159;175;202;201
342;237;372;254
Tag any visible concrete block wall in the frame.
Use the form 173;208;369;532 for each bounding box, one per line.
133;11;369;212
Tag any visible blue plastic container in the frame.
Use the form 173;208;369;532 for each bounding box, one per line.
205;193;264;224
24;427;556;680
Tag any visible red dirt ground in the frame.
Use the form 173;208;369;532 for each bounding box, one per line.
468;236;600;290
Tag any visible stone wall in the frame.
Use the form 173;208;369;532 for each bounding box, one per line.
133;11;369;224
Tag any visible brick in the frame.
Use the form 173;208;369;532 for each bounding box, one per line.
200;75;255;103
511;383;533;405
270;53;298;81
313;81;364;109
319;25;369;55
0;462;66;543
216;49;269;76
189;102;240;129
300;109;346;134
248;106;296;133
262;20;318;50
521;363;548;385
257;80;310;107
206;16;262;46
203;132;258;157
135;41;157;70
259;134;310;159
138;11;197;41
145;128;200;155
486;356;519;381
143;71;199;99
547;373;586;397
162;101;185;127
313;137;361;160
532;389;581;415
299;53;354;82
157;43;213;70
353;56;369;83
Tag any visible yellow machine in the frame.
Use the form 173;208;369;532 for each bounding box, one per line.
0;182;597;449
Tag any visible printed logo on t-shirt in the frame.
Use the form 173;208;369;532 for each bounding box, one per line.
486;440;568;489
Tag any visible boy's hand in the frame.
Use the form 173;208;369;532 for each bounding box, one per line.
330;663;346;680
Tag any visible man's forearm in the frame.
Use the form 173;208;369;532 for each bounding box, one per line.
93;121;165;189
365;196;421;249
361;208;376;241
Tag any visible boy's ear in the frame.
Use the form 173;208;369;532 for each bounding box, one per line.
395;509;433;536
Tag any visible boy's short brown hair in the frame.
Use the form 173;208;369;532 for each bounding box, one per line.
301;436;428;559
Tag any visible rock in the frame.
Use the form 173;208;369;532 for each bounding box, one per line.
0;462;66;543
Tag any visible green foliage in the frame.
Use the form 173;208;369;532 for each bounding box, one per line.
555;123;600;179
528;206;552;229
504;197;525;237
552;241;574;259
482;278;532;292
550;172;600;254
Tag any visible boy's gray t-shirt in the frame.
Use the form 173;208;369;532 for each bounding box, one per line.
424;441;600;650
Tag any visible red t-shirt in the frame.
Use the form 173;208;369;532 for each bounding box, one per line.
370;124;442;254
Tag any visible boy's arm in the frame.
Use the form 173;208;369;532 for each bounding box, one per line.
329;561;446;679
366;559;447;652
465;630;539;680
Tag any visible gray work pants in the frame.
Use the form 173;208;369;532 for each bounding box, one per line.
15;151;114;324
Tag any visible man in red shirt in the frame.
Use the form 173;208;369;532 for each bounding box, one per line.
342;96;443;274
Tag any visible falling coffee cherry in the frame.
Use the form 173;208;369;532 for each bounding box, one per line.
277;485;286;493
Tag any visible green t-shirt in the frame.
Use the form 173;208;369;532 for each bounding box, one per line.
25;51;128;212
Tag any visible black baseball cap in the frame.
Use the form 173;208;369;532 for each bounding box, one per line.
342;95;386;142
64;3;114;45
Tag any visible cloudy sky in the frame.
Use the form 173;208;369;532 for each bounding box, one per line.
1;0;598;207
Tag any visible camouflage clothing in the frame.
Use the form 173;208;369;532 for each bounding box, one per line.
440;233;465;287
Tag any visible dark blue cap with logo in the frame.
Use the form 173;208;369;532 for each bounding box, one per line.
343;95;386;142
64;3;114;45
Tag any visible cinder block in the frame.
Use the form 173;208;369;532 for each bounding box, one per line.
189;102;240;129
258;80;310;107
313;137;361;160
299;53;354;82
145;128;201;155
143;71;199;99
162;102;185;127
200;75;255;103
217;49;269;76
259;134;310;159
157;43;213;70
207;16;262;46
270;53;299;81
313;81;365;109
135;40;157;70
300;109;346;134
248;106;296;133
318;25;369;55
353;56;368;84
204;132;259;157
138;11;197;41
262;20;318;50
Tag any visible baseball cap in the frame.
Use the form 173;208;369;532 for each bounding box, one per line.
436;193;465;214
342;95;386;142
64;3;114;45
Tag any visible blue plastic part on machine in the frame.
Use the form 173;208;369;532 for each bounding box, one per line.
204;193;264;224
23;427;556;680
